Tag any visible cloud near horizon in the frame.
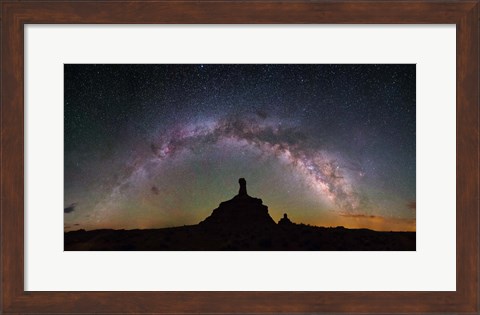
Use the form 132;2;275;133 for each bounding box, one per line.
64;203;77;214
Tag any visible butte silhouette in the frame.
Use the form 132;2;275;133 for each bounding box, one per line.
199;178;277;229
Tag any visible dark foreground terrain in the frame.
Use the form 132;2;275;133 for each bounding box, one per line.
65;178;415;251
65;223;415;251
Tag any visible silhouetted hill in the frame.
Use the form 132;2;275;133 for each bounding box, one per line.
64;179;415;251
199;178;276;230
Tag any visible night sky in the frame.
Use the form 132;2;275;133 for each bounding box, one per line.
64;64;416;232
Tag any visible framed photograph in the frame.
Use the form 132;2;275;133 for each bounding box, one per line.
2;0;478;314
63;63;416;252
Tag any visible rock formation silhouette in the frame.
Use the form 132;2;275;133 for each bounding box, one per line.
238;178;248;196
199;178;276;229
278;213;293;225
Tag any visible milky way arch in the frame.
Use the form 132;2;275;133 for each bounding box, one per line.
105;115;364;215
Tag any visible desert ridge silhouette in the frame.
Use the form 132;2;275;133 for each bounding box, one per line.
64;178;416;251
199;178;276;230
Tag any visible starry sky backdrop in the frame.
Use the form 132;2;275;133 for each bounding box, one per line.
64;64;416;232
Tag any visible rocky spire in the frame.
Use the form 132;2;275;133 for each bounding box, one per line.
278;213;293;225
238;178;248;196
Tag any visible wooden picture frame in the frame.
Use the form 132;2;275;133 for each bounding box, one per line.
1;0;478;313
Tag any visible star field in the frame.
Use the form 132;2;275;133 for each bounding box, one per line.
64;64;416;231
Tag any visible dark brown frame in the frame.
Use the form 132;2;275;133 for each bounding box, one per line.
1;0;478;314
